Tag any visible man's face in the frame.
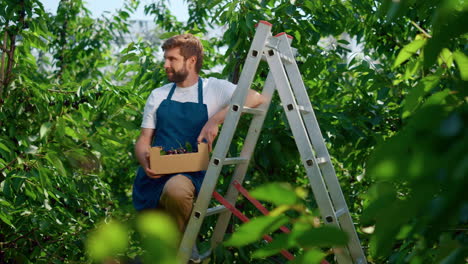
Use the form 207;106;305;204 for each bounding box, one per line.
164;47;189;83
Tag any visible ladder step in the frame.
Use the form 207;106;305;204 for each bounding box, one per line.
279;54;294;65
316;157;328;165
206;205;228;216
223;157;249;165
325;208;349;223
242;106;266;115
297;105;312;114
262;52;295;65
335;207;348;218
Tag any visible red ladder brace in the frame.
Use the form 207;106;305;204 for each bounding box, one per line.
213;182;330;264
231;181;330;264
212;191;294;260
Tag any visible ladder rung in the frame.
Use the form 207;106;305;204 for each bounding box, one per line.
261;52;294;65
242;106;265;115
223;157;249;165
206;205;228;216
297;105;312;114
316;157;328;165
335;207;348;218
279;54;294;64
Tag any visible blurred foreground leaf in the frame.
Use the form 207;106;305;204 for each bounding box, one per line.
86;220;128;262
136;211;180;264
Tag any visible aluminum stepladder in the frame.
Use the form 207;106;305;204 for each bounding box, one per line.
177;21;367;264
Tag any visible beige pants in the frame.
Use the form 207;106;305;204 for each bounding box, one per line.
159;174;195;233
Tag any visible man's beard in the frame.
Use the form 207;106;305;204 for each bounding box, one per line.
166;63;189;83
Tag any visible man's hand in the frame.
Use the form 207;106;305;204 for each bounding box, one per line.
196;89;265;152
197;118;220;152
145;167;164;179
144;152;165;178
136;128;165;178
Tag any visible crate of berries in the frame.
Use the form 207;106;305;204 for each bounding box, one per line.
149;142;209;175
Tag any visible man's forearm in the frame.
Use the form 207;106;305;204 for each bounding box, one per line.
135;128;155;168
197;89;265;149
210;106;229;126
245;89;266;109
135;140;150;168
211;89;265;125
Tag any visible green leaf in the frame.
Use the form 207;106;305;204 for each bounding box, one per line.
337;39;350;45
136;211;179;247
393;39;427;69
0;211;14;228
453;51;468;80
159;32;178;39
250;182;301;206
437;48;453;68
424;8;468;67
403;59;423;80
402;73;441;118
64;126;80;140
46;152;67;176
0;142;12;160
224;215;289;247
295;226;349;247
86;220;128;262
290;249;326;264
420;89;451;108
40;122;53;139
439;247;465;264
252;233;292;258
136;211;180;264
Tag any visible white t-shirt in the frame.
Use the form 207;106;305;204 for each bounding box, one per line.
141;77;236;129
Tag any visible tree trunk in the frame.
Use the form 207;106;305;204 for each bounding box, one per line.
1;0;26;99
0;30;8;98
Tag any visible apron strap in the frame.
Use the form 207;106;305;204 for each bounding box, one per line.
197;77;203;104
166;77;204;104
167;83;177;101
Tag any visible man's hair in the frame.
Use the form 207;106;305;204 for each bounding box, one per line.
162;34;204;73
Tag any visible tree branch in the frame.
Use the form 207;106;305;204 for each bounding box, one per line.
0;154;22;173
1;228;38;246
3;0;26;92
0;29;8;97
410;20;432;38
57;0;71;82
47;89;75;94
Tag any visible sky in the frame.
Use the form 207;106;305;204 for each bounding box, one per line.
40;0;189;21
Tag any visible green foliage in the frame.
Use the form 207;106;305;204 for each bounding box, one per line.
86;212;179;264
0;0;149;262
1;0;466;263
360;0;468;263
224;182;348;263
250;182;306;206
224;214;290;247
135;212;180;264
86;220;129;262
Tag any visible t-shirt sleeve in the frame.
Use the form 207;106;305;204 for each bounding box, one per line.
141;91;158;129
217;79;237;108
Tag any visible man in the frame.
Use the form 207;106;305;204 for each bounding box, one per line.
132;34;264;262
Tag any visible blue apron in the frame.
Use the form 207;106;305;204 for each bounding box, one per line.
133;78;208;211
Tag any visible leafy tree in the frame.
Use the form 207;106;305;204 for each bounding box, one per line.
1;0;466;263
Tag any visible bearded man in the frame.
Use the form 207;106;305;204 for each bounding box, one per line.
132;34;264;263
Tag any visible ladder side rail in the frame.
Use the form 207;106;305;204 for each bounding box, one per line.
210;71;276;248
177;22;273;263
264;45;353;264
277;34;349;221
277;35;367;264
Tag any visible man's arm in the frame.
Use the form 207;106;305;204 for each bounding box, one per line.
135;128;162;178
197;89;266;151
